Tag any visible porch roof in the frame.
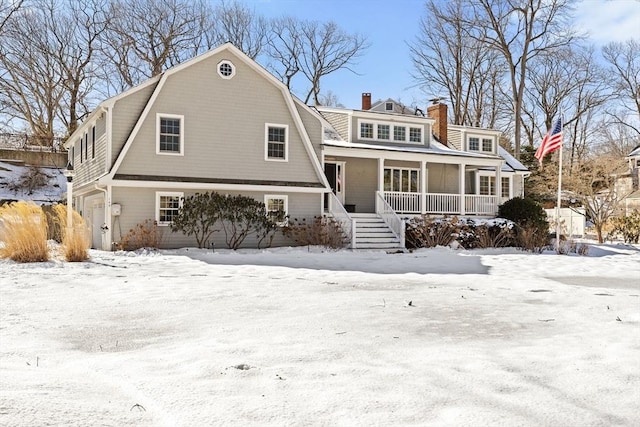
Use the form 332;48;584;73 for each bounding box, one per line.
322;138;500;161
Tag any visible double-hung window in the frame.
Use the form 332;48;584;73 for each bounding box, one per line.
393;126;406;142
469;137;480;151
377;124;390;140
157;114;184;155
501;177;510;198
156;192;183;225
265;124;288;161
383;168;419;193
360;122;374;139
409;127;422;143
482;138;493;152
264;195;288;225
480;176;495;195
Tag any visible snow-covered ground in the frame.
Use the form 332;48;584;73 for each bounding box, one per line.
0;160;66;203
1;244;639;426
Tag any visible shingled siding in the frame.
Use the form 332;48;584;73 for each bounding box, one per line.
116;50;321;186
321;111;349;141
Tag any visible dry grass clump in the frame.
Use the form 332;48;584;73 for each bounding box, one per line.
0;201;49;262
52;204;90;262
117;219;163;250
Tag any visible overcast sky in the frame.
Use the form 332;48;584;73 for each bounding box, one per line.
252;0;640;109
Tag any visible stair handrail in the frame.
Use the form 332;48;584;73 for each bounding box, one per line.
375;191;405;248
327;192;356;249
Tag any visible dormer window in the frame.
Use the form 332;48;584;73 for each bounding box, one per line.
468;135;494;153
358;119;423;144
385;102;393;111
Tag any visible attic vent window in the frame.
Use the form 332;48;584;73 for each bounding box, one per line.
218;60;235;79
385;102;393;111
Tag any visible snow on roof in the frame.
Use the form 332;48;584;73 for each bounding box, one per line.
628;144;640;157
0;160;66;203
498;146;529;172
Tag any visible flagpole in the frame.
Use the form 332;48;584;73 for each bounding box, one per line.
555;114;563;253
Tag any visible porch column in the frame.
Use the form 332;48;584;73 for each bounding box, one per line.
378;157;385;192
421;161;427;214
459;163;466;215
495;163;502;213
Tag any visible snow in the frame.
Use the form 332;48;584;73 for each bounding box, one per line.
0;160;66;203
1;244;639;426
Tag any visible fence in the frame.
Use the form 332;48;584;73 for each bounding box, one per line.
544;207;586;238
0;133;66;152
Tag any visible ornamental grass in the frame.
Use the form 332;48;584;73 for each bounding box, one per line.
52;204;90;262
0;201;49;262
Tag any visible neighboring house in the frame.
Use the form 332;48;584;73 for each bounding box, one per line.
615;144;640;214
64;43;529;251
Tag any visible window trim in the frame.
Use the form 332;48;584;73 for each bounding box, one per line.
357;119;423;144
156;191;183;226
264;194;288;226
156;114;184;156
383;167;420;193
264;123;289;162
467;134;494;153
217;60;236;79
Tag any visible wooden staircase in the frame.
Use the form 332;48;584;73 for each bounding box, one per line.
351;213;404;250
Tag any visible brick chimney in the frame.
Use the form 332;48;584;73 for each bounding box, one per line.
427;103;448;146
361;93;371;110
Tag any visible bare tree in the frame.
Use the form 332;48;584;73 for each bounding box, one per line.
409;0;508;128
212;0;268;59
0;0;25;34
466;0;577;159
267;18;367;105
317;90;344;108
101;0;211;92
602;39;640;135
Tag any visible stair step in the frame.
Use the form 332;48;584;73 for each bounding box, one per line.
356;242;404;249
357;232;396;238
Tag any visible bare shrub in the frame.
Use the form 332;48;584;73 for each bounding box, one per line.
556;238;590;256
118;219;163;250
405;215;459;249
6;165;51;195
0;201;49;262
472;223;515;249
52;204;90;262
283;216;346;249
515;224;549;253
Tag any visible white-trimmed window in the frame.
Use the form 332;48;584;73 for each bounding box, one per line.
357;119;424;144
469;137;480;151
385;102;394;111
156;192;183;226
482;138;493;152
217;60;235;79
501;176;510;198
265;124;288;161
480;176;495;195
468;136;494;153
384;168;419;192
265;195;288;225
157;114;184;155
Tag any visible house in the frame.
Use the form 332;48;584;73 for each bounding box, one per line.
64;43;528;251
615;144;640;214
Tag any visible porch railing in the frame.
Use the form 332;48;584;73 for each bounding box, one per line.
327;192;356;249
383;191;499;216
376;191;405;248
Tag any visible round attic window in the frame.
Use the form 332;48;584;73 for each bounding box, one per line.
217;60;235;79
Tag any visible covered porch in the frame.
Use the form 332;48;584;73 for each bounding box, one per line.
323;148;505;217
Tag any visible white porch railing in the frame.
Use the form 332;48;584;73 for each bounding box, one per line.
425;193;460;214
327;192;356;249
465;195;499;215
383;191;421;214
376;191;405;248
383;192;499;216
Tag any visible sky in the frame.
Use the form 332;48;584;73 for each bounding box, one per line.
250;0;640;110
1;243;639;425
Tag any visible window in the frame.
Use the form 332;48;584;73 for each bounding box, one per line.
265;124;288;161
384;168;419;192
84;133;88;160
265;195;288;225
385;102;393;111
79;138;83;163
157;114;184;155
377;124;390;140
480;176;495;195
482;138;493;152
156;192;183;225
501;177;510;198
360;122;374;139
469;137;479;151
217;60;235;79
409;127;422;143
394;126;406;142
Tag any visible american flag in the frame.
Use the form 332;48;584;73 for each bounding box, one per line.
535;116;563;164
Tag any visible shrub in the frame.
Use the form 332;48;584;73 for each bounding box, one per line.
0;201;49;262
556;238;590;256
171;192;223;248
52;204;90;262
405;216;460;249
610;211;640;244
283;216;346;249
498;197;549;252
7;165;51;195
118;219;163;251
460;219;515;249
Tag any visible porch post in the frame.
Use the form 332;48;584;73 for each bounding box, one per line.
378;157;384;193
459;163;466;215
495;163;502;214
421;160;427;214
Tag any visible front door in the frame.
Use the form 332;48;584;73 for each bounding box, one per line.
324;162;345;204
